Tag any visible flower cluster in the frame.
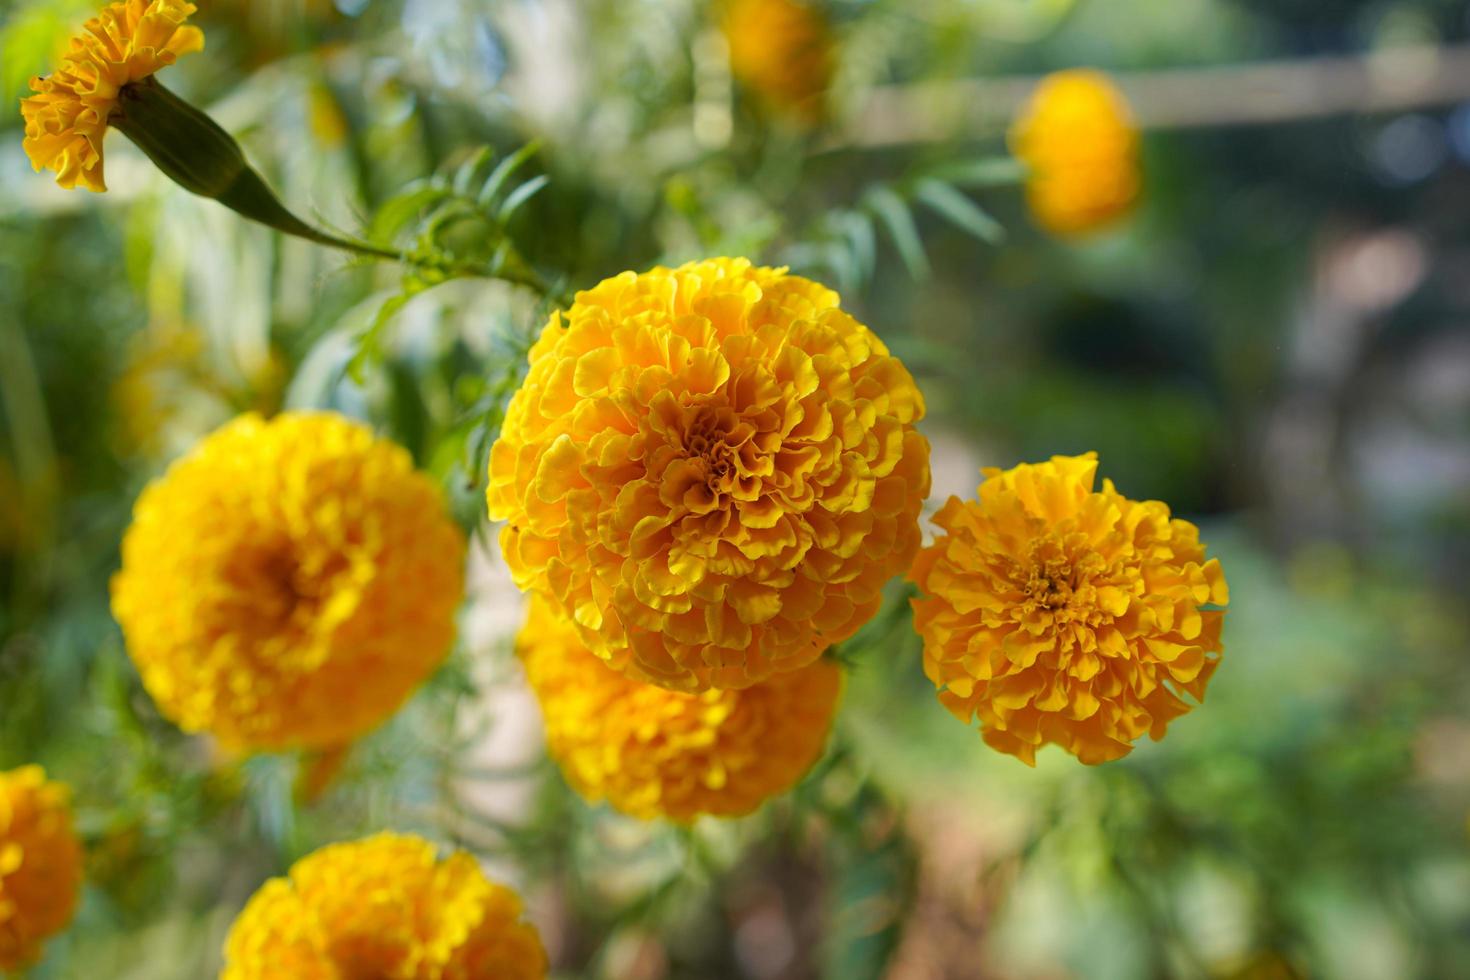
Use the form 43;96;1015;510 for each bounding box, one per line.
111;411;466;752
1010;69;1140;236
488;257;930;692
722;0;834;123
519;597;842;822
910;453;1229;765
21;0;203;192
221;833;547;980
0;767;83;972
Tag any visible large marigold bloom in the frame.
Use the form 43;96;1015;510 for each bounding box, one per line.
111;411;466;752
0;767;84;972
909;453;1228;765
221;833;546;980
722;0;834;124
518;597;841;822
20;0;204;192
488;257;930;692
1009;69;1140;236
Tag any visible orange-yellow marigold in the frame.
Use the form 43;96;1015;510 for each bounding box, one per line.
220;833;546;980
518;596;842;822
722;0;834;124
909;453;1228;765
1009;68;1140;236
488;257;930;692
111;411;466;753
0;766;84;972
21;0;204;192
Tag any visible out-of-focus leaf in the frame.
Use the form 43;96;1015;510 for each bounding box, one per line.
840;210;877;283
915;178;1006;245
477;141;542;209
820;782;917;980
497;175;550;222
370;182;453;242
453;146;497;197
926;156;1028;188
864;185;929;280
348;280;428;382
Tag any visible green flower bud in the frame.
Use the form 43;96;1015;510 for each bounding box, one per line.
110;77;394;258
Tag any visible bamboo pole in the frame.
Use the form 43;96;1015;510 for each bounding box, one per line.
839;43;1470;146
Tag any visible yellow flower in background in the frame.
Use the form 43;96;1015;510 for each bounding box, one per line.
0;766;83;972
1010;69;1140;236
220;833;546;980
488;257;930;693
909;453;1228;765
111;412;466;753
722;0;834;124
20;0;203;192
518;597;842;822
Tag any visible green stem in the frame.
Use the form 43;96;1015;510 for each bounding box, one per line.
112;77;565;304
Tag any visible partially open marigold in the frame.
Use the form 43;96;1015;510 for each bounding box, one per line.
0;766;83;972
488;257;930;692
519;597;841;822
722;0;834;124
221;833;546;980
111;411;465;752
21;0;204;192
910;453;1228;765
1009;69;1140;236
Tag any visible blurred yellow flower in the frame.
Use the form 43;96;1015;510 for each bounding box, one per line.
111;411;465;753
20;0;204;192
0;766;83;972
1009;69;1140;236
488;257;930;692
221;833;546;980
909;453;1228;765
722;0;833;123
518;596;842;822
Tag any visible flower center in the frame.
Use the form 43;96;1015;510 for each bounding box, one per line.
1025;558;1076;609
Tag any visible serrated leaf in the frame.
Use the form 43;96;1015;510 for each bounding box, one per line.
369;182;453;242
477;141;542;209
926;156;1029;188
915;178;1006;245
497;174;550;222
865;185;929;280
422;199;483;245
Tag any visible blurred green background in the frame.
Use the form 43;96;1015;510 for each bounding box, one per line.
2;0;1469;977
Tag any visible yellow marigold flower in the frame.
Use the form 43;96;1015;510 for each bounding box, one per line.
221;833;546;980
518;597;842;822
909;453;1228;765
0;766;83;972
111;411;466;752
1009;69;1140;236
488;257;930;692
722;0;834;124
20;0;204;192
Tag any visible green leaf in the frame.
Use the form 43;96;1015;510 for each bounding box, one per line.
926;156;1029;188
497;174;550;222
915;178;1006;245
453;146;497;197
840;210;877;282
864;185;930;280
477;141;542;209
347;281;428;382
820;782;918;980
369;182;453;242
